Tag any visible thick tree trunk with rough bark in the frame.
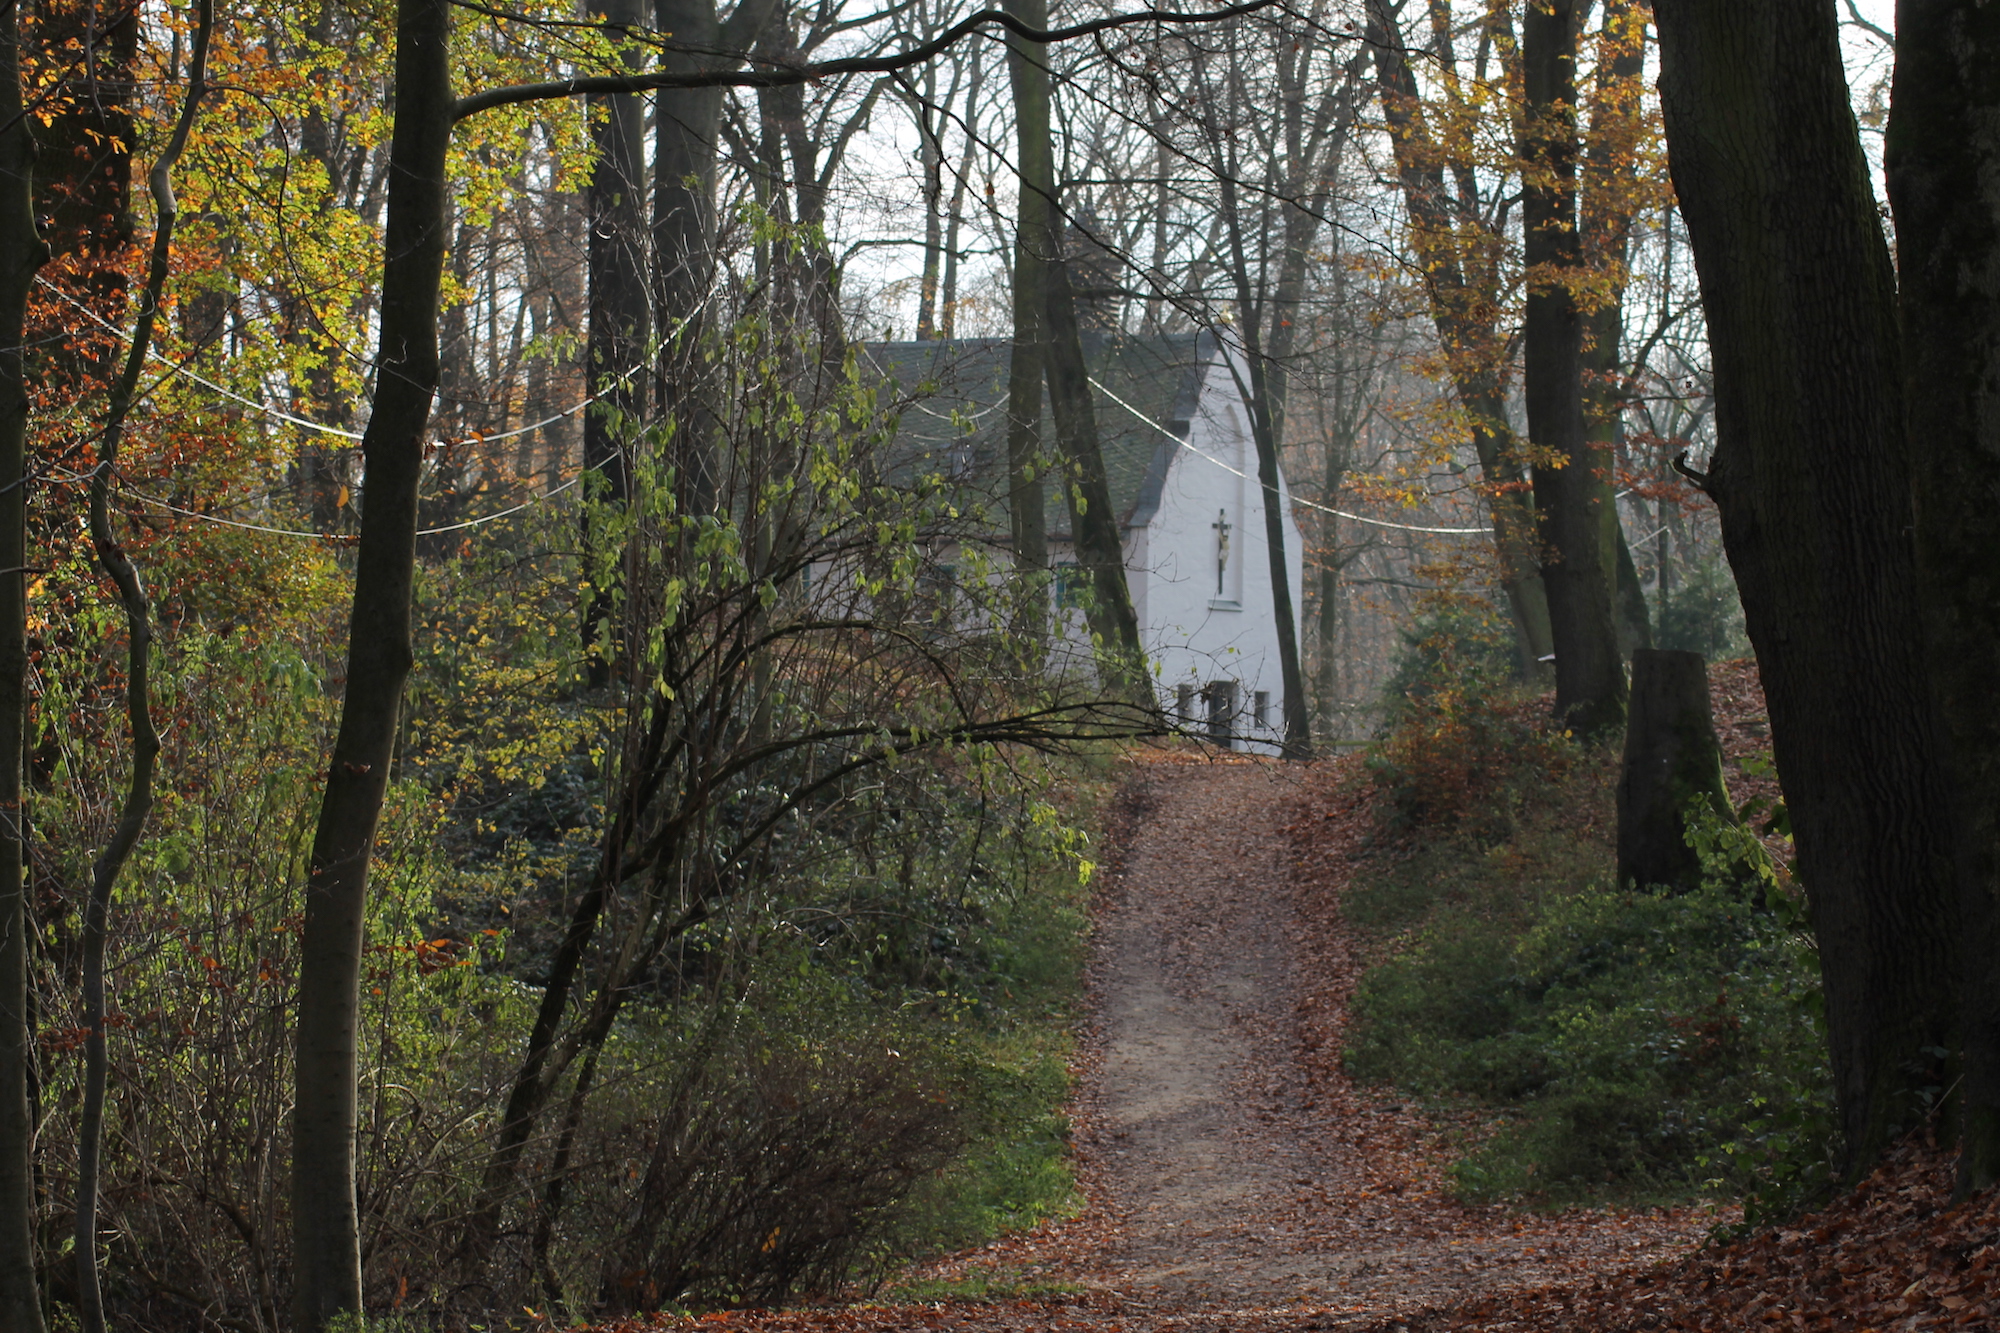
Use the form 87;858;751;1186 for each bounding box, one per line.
1885;0;2000;1193
1616;650;1731;893
0;7;49;1329
1522;0;1625;735
1654;0;1960;1176
290;0;452;1326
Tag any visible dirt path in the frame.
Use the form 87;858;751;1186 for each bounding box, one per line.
1056;759;1703;1321
697;758;1713;1331
1093;760;1330;1304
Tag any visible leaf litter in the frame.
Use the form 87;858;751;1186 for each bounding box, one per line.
612;688;1999;1332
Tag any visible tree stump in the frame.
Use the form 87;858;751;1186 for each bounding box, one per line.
1616;649;1735;891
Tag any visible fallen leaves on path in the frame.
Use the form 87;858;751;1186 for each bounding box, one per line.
600;713;2000;1332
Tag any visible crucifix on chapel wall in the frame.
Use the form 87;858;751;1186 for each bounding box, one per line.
1213;508;1231;597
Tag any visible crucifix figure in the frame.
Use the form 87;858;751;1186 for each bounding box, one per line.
1213;507;1232;597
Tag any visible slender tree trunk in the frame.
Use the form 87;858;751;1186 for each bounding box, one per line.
1523;0;1624;735
1654;0;1960;1177
1005;0;1142;689
1582;0;1652;657
294;0;359;526
0;5;50;1328
939;43;982;341
73;13;208;1329
1365;0;1554;677
1206;125;1311;752
1203;37;1361;758
1885;0;2000;1193
1004;0;1051;586
654;0;780;513
290;0;452;1326
1244;367;1310;756
914;58;947;339
1044;256;1146;696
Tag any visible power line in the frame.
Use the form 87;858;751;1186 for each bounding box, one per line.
34;275;624;446
1085;374;1490;536
120;477;581;540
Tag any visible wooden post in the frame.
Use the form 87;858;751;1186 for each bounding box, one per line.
1616;649;1734;891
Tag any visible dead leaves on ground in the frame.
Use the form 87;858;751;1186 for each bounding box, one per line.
1404;1138;2000;1332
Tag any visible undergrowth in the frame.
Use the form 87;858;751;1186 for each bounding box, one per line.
1344;603;1833;1215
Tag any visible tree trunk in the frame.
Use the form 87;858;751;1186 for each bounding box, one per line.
1004;0;1051;591
1613;526;1654;655
653;0;780;511
1246;379;1310;757
1471;393;1557;679
1885;0;2000;1194
0;4;50;1327
1043;255;1146;697
290;0;452;1326
1654;0;1960;1177
939;42;983;341
73;10;208;1328
30;0;137;396
1616;650;1732;893
1364;0;1554;678
1198;35;1357;760
914;57;947;339
1523;0;1625;735
583;0;651;688
1582;0;1653;659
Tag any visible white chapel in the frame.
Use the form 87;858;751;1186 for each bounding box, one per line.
866;331;1305;752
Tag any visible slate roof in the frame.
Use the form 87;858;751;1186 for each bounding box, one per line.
858;331;1219;541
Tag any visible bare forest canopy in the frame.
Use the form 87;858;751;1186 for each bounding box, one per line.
9;1;2000;1332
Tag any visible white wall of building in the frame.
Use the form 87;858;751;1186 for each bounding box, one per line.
1129;357;1305;752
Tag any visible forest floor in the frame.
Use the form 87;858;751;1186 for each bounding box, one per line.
621;697;2000;1332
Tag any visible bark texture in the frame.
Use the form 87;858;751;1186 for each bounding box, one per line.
1522;0;1624;735
0;5;48;1328
290;0;452;1325
1654;0;1960;1174
1885;0;2000;1192
1616;650;1731;893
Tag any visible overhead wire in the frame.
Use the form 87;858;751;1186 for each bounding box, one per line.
34;273;651;448
28;275;715;542
1085;373;1491;536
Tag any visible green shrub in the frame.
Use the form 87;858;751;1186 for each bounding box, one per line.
1348;870;1829;1207
1348;657;1830;1211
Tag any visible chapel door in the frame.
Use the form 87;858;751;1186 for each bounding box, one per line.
1204;680;1238;745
